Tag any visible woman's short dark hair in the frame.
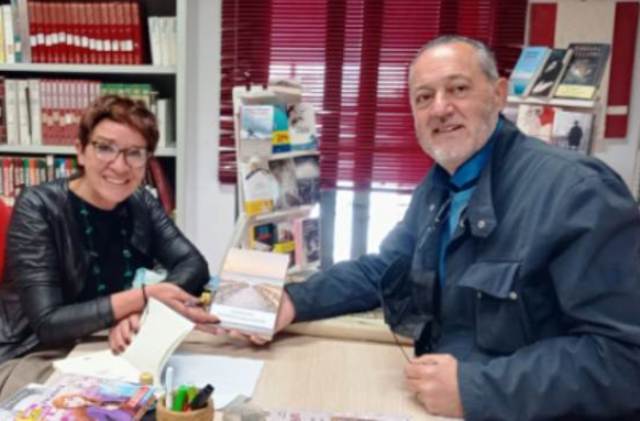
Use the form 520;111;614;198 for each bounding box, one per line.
78;95;159;152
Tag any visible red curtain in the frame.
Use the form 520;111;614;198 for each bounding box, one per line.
219;0;527;189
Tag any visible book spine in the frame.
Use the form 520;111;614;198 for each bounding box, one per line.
147;157;175;216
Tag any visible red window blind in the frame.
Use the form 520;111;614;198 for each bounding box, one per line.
219;0;527;189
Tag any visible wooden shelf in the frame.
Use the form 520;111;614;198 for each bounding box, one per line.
0;63;176;75
507;95;597;109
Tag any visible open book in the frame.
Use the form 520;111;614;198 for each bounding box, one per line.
210;248;290;338
53;298;193;386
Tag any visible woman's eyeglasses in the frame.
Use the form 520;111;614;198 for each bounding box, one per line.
90;140;150;168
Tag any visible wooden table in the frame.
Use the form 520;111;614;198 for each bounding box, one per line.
68;331;452;420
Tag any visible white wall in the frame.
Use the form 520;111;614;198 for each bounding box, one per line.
182;0;640;272
183;0;235;272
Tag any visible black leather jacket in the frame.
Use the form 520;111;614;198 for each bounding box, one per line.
0;178;209;363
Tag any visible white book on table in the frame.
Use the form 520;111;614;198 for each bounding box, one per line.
53;298;193;386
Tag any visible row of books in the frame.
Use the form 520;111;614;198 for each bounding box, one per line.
0;155;76;201
0;0;147;65
249;216;320;269
0;77;174;148
508;43;610;101
504;104;594;155
239;102;318;162
240;155;320;216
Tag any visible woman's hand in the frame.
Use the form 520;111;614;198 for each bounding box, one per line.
109;313;141;354
145;282;219;325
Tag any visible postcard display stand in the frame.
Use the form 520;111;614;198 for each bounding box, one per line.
229;84;321;274
228;84;401;344
505;43;612;157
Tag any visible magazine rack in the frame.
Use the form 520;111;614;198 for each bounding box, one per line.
228;82;321;274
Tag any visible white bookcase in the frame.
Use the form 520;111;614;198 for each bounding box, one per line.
0;0;190;229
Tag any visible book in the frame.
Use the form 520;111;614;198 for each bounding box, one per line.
528;48;572;98
266;409;409;421
53;298;193;386
293;155;320;205
287;102;318;151
272;104;291;154
554;43;610;100
508;46;550;97
293;217;320;268
211;247;290;337
551;109;594;154
147;157;175;216
269;157;302;210
239;105;274;161
0;374;155;421
239;158;277;215
516;104;555;143
501;104;519;125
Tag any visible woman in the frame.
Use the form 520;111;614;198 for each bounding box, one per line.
0;95;216;398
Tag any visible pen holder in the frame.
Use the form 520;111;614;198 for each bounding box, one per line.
156;397;214;421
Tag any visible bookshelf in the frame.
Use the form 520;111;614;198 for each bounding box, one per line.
0;0;189;228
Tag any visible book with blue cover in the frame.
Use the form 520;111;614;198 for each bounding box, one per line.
508;46;551;97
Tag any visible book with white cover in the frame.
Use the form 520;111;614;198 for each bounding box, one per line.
239;105;274;161
551;109;594;154
211;248;290;338
53;298;193;386
516;104;555;143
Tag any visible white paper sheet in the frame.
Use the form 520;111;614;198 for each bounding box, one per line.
165;353;264;408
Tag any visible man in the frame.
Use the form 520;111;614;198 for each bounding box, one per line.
567;120;583;150
255;36;640;419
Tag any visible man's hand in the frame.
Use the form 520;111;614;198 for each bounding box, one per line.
197;290;297;345
146;282;219;325
405;353;464;418
109;313;141;354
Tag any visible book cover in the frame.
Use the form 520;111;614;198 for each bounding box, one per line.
528;48;572;98
147;157;175;216
239;158;277;215
287;102;318;151
269;157;302;210
501;104;519;125
554;43;610;100
508;46;550;96
266;409;409;421
0;374;155;420
551;109;594;154
211;248;290;337
273;220;296;266
272;104;291;154
293;155;320;205
293;217;320;268
250;222;276;251
239;105;274;161
516;104;555;143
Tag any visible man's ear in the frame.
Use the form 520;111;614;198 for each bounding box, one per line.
494;77;508;109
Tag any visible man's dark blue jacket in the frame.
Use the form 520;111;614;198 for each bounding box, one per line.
286;118;640;420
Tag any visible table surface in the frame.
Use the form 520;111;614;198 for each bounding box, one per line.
68;331;452;420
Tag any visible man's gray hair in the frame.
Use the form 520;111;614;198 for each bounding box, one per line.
409;35;499;81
